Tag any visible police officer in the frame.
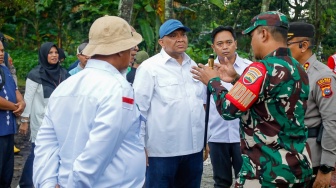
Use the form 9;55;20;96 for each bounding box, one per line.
287;22;336;188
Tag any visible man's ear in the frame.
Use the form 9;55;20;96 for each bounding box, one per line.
301;41;310;52
211;44;215;51
158;39;164;48
260;29;269;42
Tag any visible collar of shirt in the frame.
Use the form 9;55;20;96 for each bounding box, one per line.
264;47;291;59
85;59;121;75
159;49;191;66
305;53;319;72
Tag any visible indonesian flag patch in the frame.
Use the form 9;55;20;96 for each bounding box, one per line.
226;62;266;111
317;78;333;98
122;96;134;110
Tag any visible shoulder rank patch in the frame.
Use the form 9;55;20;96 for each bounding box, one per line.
226;62;266;111
317;78;333;98
304;62;310;71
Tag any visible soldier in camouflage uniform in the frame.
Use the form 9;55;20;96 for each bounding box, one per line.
287;22;336;188
191;11;312;187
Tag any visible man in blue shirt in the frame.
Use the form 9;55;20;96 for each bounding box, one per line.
0;40;25;187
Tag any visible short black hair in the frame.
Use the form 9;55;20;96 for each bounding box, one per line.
257;26;288;43
211;26;237;43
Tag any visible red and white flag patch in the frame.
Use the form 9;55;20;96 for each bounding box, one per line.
122;96;134;110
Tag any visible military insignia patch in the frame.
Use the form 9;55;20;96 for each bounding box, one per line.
317;78;333;97
243;67;262;85
303;62;309;71
226;62;266;111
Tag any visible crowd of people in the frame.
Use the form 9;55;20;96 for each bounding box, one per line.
0;11;335;188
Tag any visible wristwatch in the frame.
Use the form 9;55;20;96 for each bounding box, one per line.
20;118;29;123
319;164;335;174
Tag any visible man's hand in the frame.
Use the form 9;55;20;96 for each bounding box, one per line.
191;64;219;85
215;57;239;83
313;170;332;188
19;122;29;136
203;144;210;161
13;100;26;117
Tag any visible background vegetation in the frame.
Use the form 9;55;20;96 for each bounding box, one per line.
0;0;335;81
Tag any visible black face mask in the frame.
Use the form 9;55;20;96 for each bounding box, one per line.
0;67;5;89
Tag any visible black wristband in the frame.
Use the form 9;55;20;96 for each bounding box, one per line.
231;74;240;85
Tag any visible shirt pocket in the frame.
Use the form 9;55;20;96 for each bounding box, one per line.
157;78;183;101
192;79;205;99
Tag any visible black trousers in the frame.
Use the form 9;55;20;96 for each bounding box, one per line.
209;142;243;188
0;134;14;188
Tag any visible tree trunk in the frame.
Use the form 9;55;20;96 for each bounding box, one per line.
118;0;134;23
165;0;173;20
261;0;271;12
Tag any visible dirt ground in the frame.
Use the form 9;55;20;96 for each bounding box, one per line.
11;129;31;188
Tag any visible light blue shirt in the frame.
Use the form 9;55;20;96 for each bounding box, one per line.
69;64;84;75
203;55;252;143
133;49;205;157
33;59;146;188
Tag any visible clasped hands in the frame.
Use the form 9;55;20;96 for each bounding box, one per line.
13;100;25;117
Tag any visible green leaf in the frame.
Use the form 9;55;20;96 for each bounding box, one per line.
209;0;224;10
139;19;155;52
144;4;155;12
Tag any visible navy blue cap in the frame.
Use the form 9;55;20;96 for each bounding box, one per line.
159;19;191;39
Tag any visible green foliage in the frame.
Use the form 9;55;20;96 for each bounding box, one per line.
8;49;38;79
8;49;77;79
1;0;336;75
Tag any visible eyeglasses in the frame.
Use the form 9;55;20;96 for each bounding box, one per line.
287;40;308;46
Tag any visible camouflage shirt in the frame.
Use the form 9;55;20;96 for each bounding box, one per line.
208;48;312;186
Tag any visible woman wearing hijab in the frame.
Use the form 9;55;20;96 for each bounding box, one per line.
17;42;70;188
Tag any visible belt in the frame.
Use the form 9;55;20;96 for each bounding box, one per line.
308;126;320;138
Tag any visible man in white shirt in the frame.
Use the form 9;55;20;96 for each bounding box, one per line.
204;26;251;188
133;19;205;188
32;16;146;188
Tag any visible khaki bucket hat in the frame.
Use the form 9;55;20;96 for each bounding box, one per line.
82;16;142;56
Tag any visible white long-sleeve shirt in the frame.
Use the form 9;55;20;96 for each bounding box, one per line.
33;59;146;188
133;49;205;157
21;78;48;142
204;55;252;143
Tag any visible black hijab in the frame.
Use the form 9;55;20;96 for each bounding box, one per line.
27;42;70;98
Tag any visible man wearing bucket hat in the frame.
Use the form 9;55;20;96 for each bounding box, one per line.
33;16;146;188
287;22;336;188
133;19;205;187
191;11;312;187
